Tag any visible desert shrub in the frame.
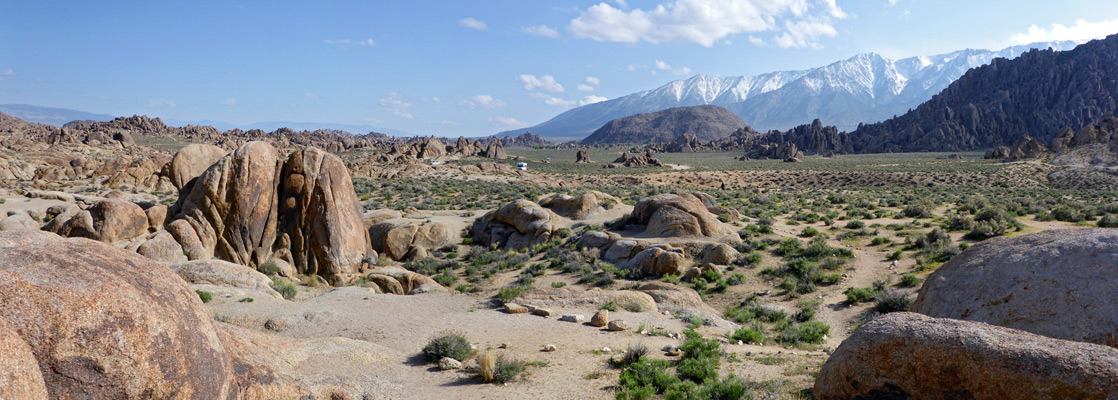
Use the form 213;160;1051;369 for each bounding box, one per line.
422;331;473;362
614;343;649;368
794;300;820;322
900;273;921;287
776;321;830;345
873;290;913;314
870;236;891;246
475;350;524;384
845;220;865;229
271;277;297;300
496;285;531;302
730;323;767;344
196;290;213;303
600;300;618;312
260;260;283;276
965;207;1020;240
800;227;820;237
902;201;934;218
947;214;975;231
618;358;678;397
1098;214;1118;228
774;238;802;256
551;281;567;288
886;250;903;260
843;287;875;304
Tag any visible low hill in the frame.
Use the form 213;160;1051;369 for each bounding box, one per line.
581;105;745;145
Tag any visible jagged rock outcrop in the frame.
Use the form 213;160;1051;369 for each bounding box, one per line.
814;312;1118;399
483;140;508;159
169;141;370;282
575;149;591;163
915;228;1118;347
365;266;448;295
621;245;688;277
539;191;620;220
470;199;562;250
499;132;550;147
609;151;663;168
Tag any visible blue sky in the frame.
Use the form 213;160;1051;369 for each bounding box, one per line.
2;0;1118;137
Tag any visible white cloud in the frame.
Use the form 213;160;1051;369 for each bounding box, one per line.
1011;18;1118;44
437;120;459;126
220;98;236;106
465;94;506;108
324;38;375;48
584;76;600;85
614;0;629;7
304;92;320;99
627;64;646;72
581;95;608;105
491;117;529;127
528;92;551;99
459;17;489;30
887;0;897;5
655;60;692;75
577;84;595;92
522;25;561;38
379;92;414;119
774;19;837;49
517;74;565;92
568;0;846;47
0;69;12;81
748;35;765;45
146;99;176;108
540;95;609;108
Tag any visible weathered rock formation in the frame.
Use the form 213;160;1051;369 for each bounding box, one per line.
539;191;620;220
814;312;1118;399
915;228;1118;347
168;141;370;282
470;199;562;250
369;219;457;261
628;193;736;238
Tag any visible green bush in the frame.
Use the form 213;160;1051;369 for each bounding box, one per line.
730;324;766;344
800;226;820;237
899;273;921;288
490;355;525;384
422;331;473;362
873;290;913;314
270;278;297;300
196;290;213;303
1098;214;1118;228
551;281;567;288
496;285;531;301
776;321;830;345
870;236;890;245
844;287;875;304
600;300;618;312
845;220;865;229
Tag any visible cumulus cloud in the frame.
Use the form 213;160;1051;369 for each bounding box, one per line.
304;92;320;99
491;117;528;127
324;38;375;48
459;17;489;30
655;60;692;75
568;0;847;47
1011;18;1118;44
220;98;236;106
379;92;413;119
146;99;176;108
0;69;13;81
522;25;561;38
748;35;766;45
577;84;595;92
540;95;609;108
585;76;601;85
517;74;565;92
887;0;897;5
774;19;837;49
465;94;506;108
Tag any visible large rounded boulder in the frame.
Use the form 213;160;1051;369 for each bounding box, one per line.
470;199;562;250
539;191;621;220
0;318;48;399
914;228;1118;347
815;312;1118;399
369;219;456;261
171;141;282;268
276;147;370;278
629;193;735;238
167;143;227;190
0;231;233;399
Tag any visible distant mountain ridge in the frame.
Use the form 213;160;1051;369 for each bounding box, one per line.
0;104;116;126
582;105;745;145
498;40;1080;140
0;104;412;137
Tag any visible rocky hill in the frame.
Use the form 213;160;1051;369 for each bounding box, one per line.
581;105;745;145
499;132;550;147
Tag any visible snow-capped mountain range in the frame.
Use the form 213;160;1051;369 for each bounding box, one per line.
498;40;1080;141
